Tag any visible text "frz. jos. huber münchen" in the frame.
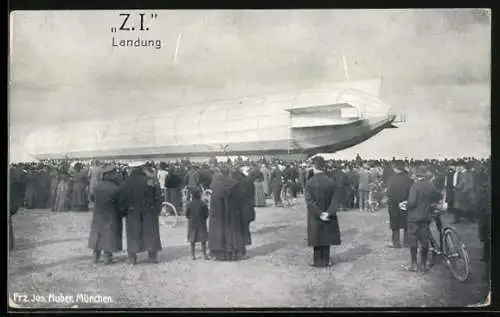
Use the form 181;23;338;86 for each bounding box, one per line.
111;12;162;49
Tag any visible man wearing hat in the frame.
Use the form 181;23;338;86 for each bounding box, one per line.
305;156;342;267
453;162;475;223
117;161;163;265
88;165;123;265
88;160;104;207
404;166;442;272
386;161;413;248
358;164;371;212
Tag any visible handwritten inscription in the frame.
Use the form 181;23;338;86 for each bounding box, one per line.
111;13;162;49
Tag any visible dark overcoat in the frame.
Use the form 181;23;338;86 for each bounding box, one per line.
386;172;414;230
186;199;209;243
382;166;395;185
208;176;246;253
88;179;123;252
406;179;442;223
239;174;256;246
117;169;162;253
305;172;341;247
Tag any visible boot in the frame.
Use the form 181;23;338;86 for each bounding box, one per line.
127;252;137;265
420;247;429;272
387;230;401;248
202;242;209;260
402;229;409;247
147;251;159;264
92;250;101;264
190;243;196;260
103;252;113;265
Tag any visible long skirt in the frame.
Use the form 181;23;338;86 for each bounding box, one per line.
210;250;243;261
167;187;183;215
254;181;266;207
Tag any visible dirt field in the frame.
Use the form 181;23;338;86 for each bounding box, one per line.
8;199;489;309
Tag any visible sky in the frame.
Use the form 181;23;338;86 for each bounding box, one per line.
9;9;491;162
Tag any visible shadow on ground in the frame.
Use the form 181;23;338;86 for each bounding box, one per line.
253;225;288;235
11;254;93;276
247;240;288;258
14;237;88;251
333;244;372;263
158;245;191;262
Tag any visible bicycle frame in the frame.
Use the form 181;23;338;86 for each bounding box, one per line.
428;215;445;256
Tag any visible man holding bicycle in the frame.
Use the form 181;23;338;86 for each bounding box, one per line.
403;166;442;273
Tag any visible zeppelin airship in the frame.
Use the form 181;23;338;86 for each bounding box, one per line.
23;78;403;161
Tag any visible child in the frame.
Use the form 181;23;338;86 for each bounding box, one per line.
185;189;209;260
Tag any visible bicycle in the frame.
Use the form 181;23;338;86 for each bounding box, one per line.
159;201;180;228
400;201;470;282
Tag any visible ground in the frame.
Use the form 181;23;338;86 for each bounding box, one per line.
8;199;489;309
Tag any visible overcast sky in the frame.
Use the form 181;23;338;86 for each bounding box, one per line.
9;9;491;162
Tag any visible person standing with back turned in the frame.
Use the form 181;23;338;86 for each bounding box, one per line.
305;156;342;268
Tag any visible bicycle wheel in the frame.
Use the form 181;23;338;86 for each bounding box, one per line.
160;202;179;228
443;227;470;282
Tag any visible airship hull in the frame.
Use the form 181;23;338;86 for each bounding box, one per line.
22;78;399;161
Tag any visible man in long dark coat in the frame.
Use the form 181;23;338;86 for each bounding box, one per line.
9;166;27;251
305;156;342;268
117;161;162;265
270;165;283;207
88;165;123;265
208;168;246;261
386;162;413;248
404;166;442;272
238;169;256;257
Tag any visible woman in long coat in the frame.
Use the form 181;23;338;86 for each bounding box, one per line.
88;166;123;264
208;168;246;261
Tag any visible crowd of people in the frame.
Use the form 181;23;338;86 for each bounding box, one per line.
8;154;490;270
